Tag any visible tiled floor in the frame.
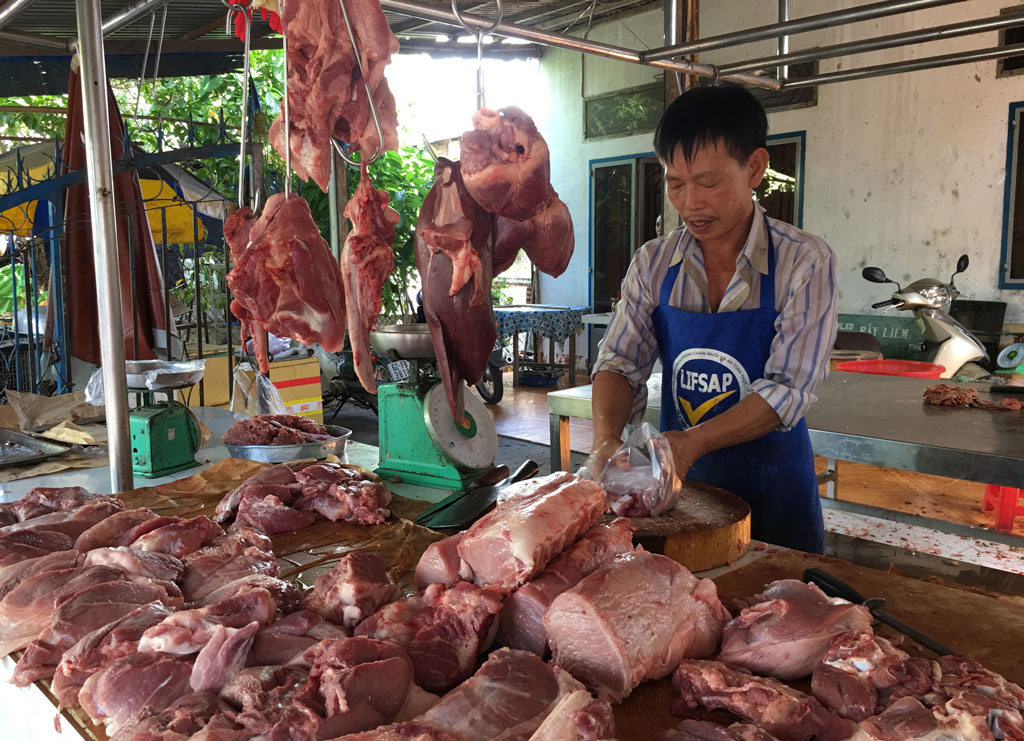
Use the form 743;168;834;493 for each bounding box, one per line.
483;377;1024;572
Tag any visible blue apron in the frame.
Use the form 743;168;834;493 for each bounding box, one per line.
652;217;824;553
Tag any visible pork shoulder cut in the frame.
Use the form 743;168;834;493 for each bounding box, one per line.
546;549;730;701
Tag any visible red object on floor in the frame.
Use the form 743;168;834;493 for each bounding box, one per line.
835;359;945;379
982;485;1024;533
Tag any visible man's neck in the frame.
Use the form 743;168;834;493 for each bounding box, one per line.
696;204;756;272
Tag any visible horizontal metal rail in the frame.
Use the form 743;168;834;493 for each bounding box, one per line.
380;0;781;90
720;10;1024;74
643;0;963;62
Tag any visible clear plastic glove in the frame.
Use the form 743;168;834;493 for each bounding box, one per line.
598;423;681;517
577;435;624;481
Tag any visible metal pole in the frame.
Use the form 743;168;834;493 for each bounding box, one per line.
101;0;169;37
379;0;782;90
642;0;962;62
783;40;1024;88
0;29;70;50
664;0;682;94
75;0;133;493
720;10;1024;75
0;0;39;31
777;0;789;82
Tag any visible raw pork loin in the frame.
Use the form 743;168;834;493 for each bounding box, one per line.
499;517;634;656
341;165;400;394
718;579;873;681
457;471;607;593
354;581;503;693
270;0;399;192
249;610;350;666
306;551;398;628
672;660;857;741
414;532;468;590
415;158;497;422
546;549;729;701
226;193;347;374
335;648;603;741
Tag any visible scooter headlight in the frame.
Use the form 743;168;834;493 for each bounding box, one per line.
917;285;950;308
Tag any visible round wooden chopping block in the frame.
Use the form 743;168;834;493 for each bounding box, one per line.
604;481;751;572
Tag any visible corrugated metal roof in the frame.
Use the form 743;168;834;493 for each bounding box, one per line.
2;0;659;44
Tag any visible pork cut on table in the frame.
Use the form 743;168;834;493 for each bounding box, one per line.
270;0;399;192
415;158;497;422
180;534;279;603
354;581;503;693
130;515;224;558
109;691;234;741
219;664;310;712
214;463;300;523
190;621;261;693
658;720;780;741
499;517;634;656
546;549;729;701
79;650;195;735
527;689;616;741
305;551;399;628
0;485;106;523
226;193;347;375
293;463;392;525
414;532;468;590
0;499;122;540
672;660;858;741
249;610;351;666
0;528;74;566
341;165;400;394
811;631;935;721
194;573;303;615
12;577;173;686
0;564;125;657
83;546;185;585
52;601;174;709
0;548;80;602
332;648;598;741
138;587;276;655
457;471;607;593
73;507;164;551
718;579;873;681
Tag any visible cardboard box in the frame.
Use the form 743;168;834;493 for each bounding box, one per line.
236;354;324;423
175;346;232;409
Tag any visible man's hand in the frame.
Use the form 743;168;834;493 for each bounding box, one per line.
662;429;707;479
578;435;622;481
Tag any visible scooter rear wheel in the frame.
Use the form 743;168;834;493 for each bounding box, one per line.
475;363;504;405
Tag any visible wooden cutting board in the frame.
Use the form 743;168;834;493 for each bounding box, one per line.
606;481;751;572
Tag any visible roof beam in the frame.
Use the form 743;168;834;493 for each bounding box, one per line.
0;0;39;32
393;0;593;38
179;16;229;40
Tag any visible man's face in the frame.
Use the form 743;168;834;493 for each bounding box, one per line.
664;140;768;248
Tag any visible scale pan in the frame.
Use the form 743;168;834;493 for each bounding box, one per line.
370;324;437;360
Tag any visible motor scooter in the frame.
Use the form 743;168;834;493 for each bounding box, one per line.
862;254;988;379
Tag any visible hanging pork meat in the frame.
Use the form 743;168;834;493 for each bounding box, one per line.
225;194;347;375
342;165;400;394
461;106;575;278
269;0;400;192
415;159;497;422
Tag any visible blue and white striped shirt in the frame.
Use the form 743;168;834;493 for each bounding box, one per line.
592;203;838;432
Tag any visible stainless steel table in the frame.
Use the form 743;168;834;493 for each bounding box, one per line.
548;373;1024;545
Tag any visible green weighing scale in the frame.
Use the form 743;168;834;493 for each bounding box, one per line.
126;361;204;478
370;324;498;489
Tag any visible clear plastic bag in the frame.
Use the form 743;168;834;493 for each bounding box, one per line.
598;422;681;517
229;362;286;415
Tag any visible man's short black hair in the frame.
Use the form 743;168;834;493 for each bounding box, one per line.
654;84;768;165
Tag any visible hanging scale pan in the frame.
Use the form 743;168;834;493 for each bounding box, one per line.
997;342;1024;369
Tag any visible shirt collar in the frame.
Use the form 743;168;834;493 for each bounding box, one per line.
671;201;770;276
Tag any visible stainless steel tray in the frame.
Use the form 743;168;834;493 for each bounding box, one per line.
0;429;70;469
224;425;352;463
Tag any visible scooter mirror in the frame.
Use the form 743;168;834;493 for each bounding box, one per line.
862;267;890;284
955;254;969;274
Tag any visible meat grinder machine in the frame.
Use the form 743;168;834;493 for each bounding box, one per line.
369;324;498;490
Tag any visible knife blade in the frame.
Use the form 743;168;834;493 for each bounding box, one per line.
415;465;510;525
421;459;540;530
803;568;954;656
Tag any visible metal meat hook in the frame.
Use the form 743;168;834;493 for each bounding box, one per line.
332;0;385;168
223;0;254;209
451;0;504;110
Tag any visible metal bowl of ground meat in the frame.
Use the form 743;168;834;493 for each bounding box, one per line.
222;414;352;463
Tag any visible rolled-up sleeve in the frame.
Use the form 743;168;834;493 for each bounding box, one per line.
751;242;838;431
591;250;661;422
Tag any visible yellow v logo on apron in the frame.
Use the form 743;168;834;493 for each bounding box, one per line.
678;390;736;427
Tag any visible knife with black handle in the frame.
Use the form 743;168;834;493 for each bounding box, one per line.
422;459;541;530
803;568;954;656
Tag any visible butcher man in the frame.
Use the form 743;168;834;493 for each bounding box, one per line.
588;85;838;553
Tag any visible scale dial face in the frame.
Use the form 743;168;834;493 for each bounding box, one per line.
423;383;498;471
